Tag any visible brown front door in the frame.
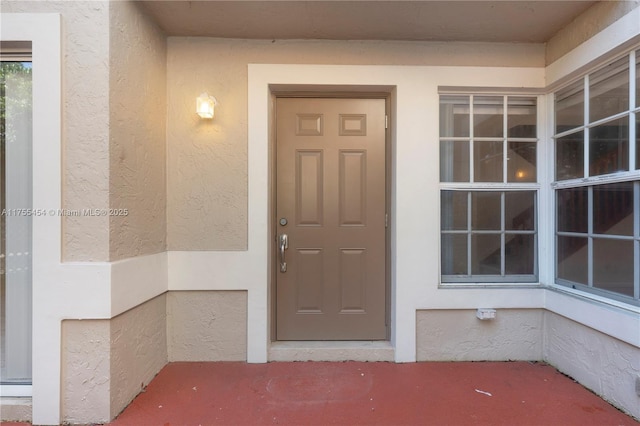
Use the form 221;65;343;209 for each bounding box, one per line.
276;97;387;340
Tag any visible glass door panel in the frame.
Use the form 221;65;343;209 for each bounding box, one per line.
0;61;33;385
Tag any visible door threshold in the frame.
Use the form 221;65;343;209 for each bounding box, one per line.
269;341;394;362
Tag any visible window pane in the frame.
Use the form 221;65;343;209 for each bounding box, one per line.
1;62;33;384
636;50;640;108
441;191;468;230
589;56;629;123
472;192;501;230
505;234;535;275
557;236;588;285
593;182;634;236
556;131;584;180
471;234;501;275
589;117;629;176
555;81;584;134
507;97;536;138
507;141;536;182
441;234;468;275
593;238;634;297
440;96;470;137
636;114;639;170
505;191;535;231
557;188;588;233
474;141;503;182
474;96;503;137
440;140;469;182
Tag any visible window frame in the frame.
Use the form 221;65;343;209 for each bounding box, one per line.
551;48;640;306
439;93;543;286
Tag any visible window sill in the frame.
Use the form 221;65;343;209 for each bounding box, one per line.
438;282;543;289
546;283;640;313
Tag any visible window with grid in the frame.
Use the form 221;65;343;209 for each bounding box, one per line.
439;95;538;283
554;49;640;304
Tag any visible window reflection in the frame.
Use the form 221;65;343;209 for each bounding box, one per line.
589;117;628;176
555;82;584;134
507;142;536;182
556;132;584;180
440;191;468;231
557;236;588;285
507;97;536;138
557;188;588;233
439;140;469;182
505;234;535;275
471;234;501;275
471;192;501;230
441;234;467;276
593;239;634;297
505;192;535;231
589;56;629;123
439;96;469;138
593;183;633;236
474;96;503;138
474;141;503;182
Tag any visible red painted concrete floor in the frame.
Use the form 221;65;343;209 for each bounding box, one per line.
101;361;638;426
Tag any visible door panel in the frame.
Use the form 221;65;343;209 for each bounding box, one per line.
296;248;324;313
296;151;324;226
276;97;386;340
340;150;367;225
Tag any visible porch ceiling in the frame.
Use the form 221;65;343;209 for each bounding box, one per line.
139;1;596;43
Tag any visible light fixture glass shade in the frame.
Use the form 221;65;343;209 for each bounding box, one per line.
196;92;216;119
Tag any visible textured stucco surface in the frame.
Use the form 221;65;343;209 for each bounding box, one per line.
0;398;32;422
544;311;640;420
61;319;111;423
110;293;167;419
3;1;111;261
4;0;168;261
109;1;167;261
416;309;544;361
166;38;544;250
167;291;247;361
546;0;640;64
61;295;168;423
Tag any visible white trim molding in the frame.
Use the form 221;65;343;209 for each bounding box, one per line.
2;13;65;424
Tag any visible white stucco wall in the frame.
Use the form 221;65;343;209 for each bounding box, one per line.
61;320;111;423
166;38;544;251
110;294;167;420
416;309;544;361
61;294;168;424
167;291;247;361
544;311;640;420
109;0;167;261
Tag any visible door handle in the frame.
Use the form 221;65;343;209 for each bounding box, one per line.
278;233;289;272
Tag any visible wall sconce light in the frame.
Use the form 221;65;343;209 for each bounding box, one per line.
196;92;217;119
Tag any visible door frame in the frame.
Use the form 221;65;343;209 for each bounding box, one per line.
269;88;393;342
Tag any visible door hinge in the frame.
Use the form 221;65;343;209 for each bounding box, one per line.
385;115;388;129
385;213;388;228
